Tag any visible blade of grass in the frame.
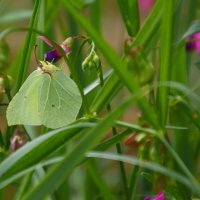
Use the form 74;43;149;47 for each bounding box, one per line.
21;96;135;200
0;10;32;25
0;122;94;180
86;159;114;200
117;0;134;36
14;173;33;200
131;0;163;47
36;0;45;58
128;0;140;36
14;0;40;93
90;71;122;113
0;128;131;188
182;20;200;39
61;0;160;129
159;136;200;196
157;0;174;127
86;151;196;194
89;0;101;32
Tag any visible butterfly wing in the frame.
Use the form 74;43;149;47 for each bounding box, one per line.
39;71;82;129
7;70;43;126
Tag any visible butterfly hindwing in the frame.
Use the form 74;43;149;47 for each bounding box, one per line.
38;71;82;129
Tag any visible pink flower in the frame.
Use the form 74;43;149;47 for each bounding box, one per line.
138;0;154;15
10;130;29;151
144;191;165;200
185;32;200;53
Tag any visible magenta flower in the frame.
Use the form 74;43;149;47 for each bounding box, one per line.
138;0;154;16
185;32;200;53
144;191;165;200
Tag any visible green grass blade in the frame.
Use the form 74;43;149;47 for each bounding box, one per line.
89;0;101;32
0;10;32;25
61;0;160;129
86;160;115;200
117;0;134;36
90;71;122;113
132;0;163;47
160;136;200;196
0;157;63;189
157;0;174;126
128;0;139;36
14;0;40;93
86;151;195;193
182;20;200;39
14;173;33;200
96;129;132;151
0;122;94;180
21;96;135;200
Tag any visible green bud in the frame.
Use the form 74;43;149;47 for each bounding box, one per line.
82;59;89;70
88;61;95;69
62;37;74;47
92;53;100;68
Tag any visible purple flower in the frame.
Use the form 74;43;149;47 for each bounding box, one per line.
144;191;165;200
10;130;29;151
38;35;85;63
186;32;200;53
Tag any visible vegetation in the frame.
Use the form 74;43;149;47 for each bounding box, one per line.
0;0;200;199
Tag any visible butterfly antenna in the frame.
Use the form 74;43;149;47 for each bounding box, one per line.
34;45;42;69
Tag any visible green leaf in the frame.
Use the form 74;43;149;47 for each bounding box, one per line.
7;63;82;129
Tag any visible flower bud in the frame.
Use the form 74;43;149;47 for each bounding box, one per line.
82;56;91;70
88;61;95;69
10;130;29;151
92;53;100;68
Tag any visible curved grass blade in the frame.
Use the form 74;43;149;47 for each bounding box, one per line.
21;96;135;200
0;122;94;179
0;10;32;25
182;20;200;39
86;151;197;194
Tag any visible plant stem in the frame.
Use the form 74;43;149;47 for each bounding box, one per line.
97;64;129;199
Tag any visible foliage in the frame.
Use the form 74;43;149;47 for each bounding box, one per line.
0;0;200;199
